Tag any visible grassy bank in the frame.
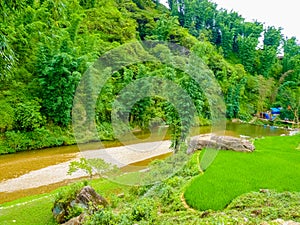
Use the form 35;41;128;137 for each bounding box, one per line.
0;126;76;154
184;135;300;210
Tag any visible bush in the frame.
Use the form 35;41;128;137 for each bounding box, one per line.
131;198;157;222
4;130;31;152
1;126;75;153
0;134;15;154
54;182;86;205
176;152;201;177
14;100;45;131
0;100;14;132
96;122;114;140
85;209;116;225
129;185;150;197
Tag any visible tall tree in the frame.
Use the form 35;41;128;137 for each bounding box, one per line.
237;35;258;73
263;26;282;50
36;42;81;126
282;37;300;82
256;75;275;114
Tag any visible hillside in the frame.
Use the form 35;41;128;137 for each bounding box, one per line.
0;0;299;154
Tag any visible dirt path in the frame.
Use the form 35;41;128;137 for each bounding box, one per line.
0;140;172;193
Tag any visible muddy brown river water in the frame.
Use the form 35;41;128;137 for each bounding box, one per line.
0;123;287;204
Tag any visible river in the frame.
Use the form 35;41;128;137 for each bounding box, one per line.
0;123;287;204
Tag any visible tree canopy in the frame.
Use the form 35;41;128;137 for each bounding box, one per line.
0;0;299;154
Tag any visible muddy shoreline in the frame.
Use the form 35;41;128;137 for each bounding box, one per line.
0;141;172;203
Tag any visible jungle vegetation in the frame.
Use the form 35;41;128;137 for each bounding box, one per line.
0;0;299;154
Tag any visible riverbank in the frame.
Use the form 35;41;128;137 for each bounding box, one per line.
1;120;292;156
240;116;300;130
0;140;172;203
0;123;289;203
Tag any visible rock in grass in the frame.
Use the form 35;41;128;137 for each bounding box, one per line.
53;186;108;224
75;186;108;211
62;214;84;225
187;134;255;154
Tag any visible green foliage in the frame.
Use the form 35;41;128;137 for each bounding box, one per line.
184;135;300;210
237;35;258;73
263;26;283;49
65;204;84;221
0;100;14;132
53;182;86;222
277;85;300;124
0;32;16;79
68;158;93;178
79;0;96;9
0;0;299;154
226;78;247;119
131;198;157;222
85;190;158;224
14;100;45;131
85;209;116;225
37;49;81;126
54;182;85;205
0;126;74;154
68;158;119;179
257;46;278;77
282;37;300;83
152;15;179;41
256;75;275;113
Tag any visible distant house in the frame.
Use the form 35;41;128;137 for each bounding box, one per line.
270;107;281;120
262;108;281;120
270;107;281;115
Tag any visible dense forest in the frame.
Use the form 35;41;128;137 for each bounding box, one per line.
0;0;299;154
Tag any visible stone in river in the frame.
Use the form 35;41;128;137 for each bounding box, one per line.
187;134;255;154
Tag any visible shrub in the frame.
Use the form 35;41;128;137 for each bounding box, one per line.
129;185;149;197
54;182;86;206
131;198;157;222
176;152;201;177
14;100;45;131
96;122;114;140
4;130;31;152
0;100;14;132
1;126;75;153
85;209;116;225
0;134;15;154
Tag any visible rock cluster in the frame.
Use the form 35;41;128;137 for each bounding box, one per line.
187;134;255;154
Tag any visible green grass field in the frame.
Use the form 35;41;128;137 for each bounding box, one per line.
184;135;300;210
